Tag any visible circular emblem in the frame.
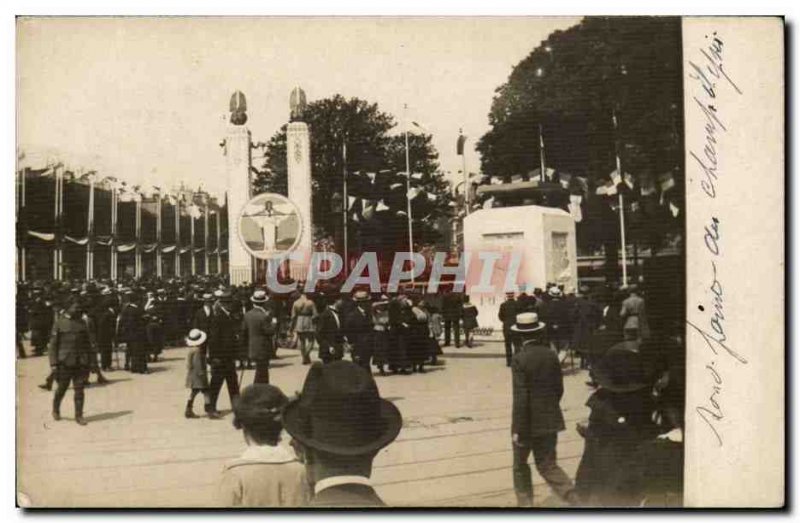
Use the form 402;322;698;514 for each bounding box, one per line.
236;193;303;260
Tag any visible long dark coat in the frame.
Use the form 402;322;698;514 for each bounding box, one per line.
316;308;345;361
511;341;566;441
574;388;658;505
344;306;374;366
241;305;275;362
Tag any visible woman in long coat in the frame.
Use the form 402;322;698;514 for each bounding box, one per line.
406;295;432;373
461;296;479;348
386;294;411;374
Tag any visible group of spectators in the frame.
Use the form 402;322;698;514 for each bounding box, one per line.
16;275;684;507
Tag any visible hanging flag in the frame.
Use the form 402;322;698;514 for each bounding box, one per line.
659;172;676;192
366;172;377;184
605;179;618;196
456;133;467;156
362;201;375;221
595;183;608;196
411;172;424;180
376;200;390;212
610;169;622;186
407;187;420;200
397;171;409;178
623;173;635;191
347;195;357;210
640;174;657;196
397;210;407;217
389;182;403;191
426;192;437;202
568;194;583;223
669;201;680;218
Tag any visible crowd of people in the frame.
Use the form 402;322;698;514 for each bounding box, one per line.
16;274;684;507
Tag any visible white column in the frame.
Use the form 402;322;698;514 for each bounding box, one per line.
175;199;181;277
156;194;162;277
287;121;312;279
135;199;142;278
224;126;253;284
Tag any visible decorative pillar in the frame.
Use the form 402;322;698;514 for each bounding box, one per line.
156;192;163;278
204;202;210;275
175;198;181;277
54;165;64;280
190;203;196;276
216;206;222;275
111;182;118;281
287;86;312;280
224;90;254;284
135;197;142;278
87;171;95;280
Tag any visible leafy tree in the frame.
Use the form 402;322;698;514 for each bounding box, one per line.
477;17;683;280
253;95;453;255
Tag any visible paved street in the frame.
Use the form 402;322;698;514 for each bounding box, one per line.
17;339;591;508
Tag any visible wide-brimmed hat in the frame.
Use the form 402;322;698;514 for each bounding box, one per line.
353;289;371;302
282;361;402;456
594;343;649;393
510;312;546;333
251;290;268;303
233;383;289;430
186;328;207;347
547;286;563;297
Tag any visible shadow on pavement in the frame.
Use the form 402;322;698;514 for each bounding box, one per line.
84;410;134;423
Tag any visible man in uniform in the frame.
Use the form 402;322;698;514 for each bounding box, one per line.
510;312;576;507
48;299;93;425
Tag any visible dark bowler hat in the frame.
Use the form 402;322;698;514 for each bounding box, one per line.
282;361;402;456
594;342;648;393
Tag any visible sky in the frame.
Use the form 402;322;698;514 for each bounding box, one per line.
17;16;581;199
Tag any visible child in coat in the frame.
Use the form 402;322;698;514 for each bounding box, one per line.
217;384;309;507
184;329;216;419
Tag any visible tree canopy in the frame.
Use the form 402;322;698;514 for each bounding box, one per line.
476;17;684;257
253;95;453;256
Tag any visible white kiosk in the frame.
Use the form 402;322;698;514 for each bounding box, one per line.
463;204;578;330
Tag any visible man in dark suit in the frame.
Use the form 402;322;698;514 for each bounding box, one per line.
316;295;345;363
441;287;463;348
48;299;93;425
344;290;374;371
94;291;117;371
510;312;576;507
241;289;276;384
207;292;240;416
498;292;519;366
117;291;148;374
282;361;402;507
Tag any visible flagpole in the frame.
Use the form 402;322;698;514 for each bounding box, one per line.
342;140;349;278
612;108;628;287
404;106;414;284
87;171;94;280
538;123;546;183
